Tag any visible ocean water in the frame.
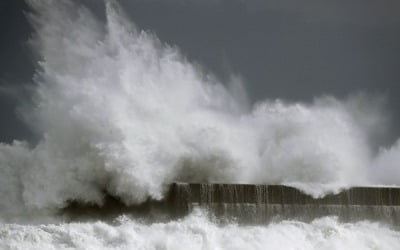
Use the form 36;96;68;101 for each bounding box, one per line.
1;0;400;249
1;209;400;250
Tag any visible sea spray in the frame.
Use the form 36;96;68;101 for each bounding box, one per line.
0;0;399;221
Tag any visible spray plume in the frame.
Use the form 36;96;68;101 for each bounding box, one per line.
0;0;399;220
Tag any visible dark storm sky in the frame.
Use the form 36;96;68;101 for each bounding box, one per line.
1;0;400;143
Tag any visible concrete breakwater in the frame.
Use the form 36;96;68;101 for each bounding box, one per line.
166;183;400;223
63;183;400;224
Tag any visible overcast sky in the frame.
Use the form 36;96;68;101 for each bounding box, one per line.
1;0;400;143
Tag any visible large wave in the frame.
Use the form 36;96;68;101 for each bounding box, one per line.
1;0;400;220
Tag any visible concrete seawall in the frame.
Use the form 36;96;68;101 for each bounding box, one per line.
62;183;400;224
166;183;400;223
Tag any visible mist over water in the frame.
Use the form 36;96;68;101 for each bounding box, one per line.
0;0;399;220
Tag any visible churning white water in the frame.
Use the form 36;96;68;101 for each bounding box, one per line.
1;209;400;250
1;0;400;248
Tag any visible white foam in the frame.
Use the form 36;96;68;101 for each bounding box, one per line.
1;210;399;250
